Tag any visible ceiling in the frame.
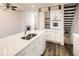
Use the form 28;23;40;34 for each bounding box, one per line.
0;3;64;11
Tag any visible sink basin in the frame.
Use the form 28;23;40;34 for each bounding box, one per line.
21;33;37;40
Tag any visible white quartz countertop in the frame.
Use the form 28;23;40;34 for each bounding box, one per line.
0;30;45;56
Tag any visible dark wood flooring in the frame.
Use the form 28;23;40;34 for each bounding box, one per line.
42;41;73;56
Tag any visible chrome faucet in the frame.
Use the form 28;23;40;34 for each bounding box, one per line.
24;25;27;35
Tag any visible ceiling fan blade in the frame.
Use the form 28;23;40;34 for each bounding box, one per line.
3;3;17;11
3;3;11;10
11;7;16;11
11;6;17;8
12;9;16;11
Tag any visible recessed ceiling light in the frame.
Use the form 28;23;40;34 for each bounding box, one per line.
32;5;35;8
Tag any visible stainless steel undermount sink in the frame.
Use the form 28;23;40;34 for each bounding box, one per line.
21;33;37;40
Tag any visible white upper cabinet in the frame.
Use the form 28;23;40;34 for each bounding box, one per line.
50;10;62;20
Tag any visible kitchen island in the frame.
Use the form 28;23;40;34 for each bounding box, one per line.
0;30;46;56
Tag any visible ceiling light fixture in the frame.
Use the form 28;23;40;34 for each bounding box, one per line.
32;5;35;8
3;3;18;11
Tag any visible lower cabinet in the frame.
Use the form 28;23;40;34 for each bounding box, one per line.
50;31;55;42
55;31;62;44
45;30;51;41
37;35;46;55
17;33;46;56
45;29;63;45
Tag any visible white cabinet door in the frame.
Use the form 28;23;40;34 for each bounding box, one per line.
23;41;38;56
52;30;63;44
39;12;45;30
33;38;42;56
50;31;55;42
39;34;46;55
50;10;56;20
50;10;62;20
23;44;35;56
56;10;62;20
45;30;51;41
55;31;60;43
46;30;56;42
36;33;46;55
56;31;64;45
30;41;39;56
47;30;63;45
37;36;44;55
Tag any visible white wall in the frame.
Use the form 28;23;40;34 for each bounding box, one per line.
71;4;79;34
21;12;27;31
0;6;39;38
24;11;38;30
71;4;79;44
0;8;24;38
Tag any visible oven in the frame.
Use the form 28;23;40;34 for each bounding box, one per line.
50;20;61;29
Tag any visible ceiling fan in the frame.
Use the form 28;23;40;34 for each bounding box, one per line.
3;3;18;11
